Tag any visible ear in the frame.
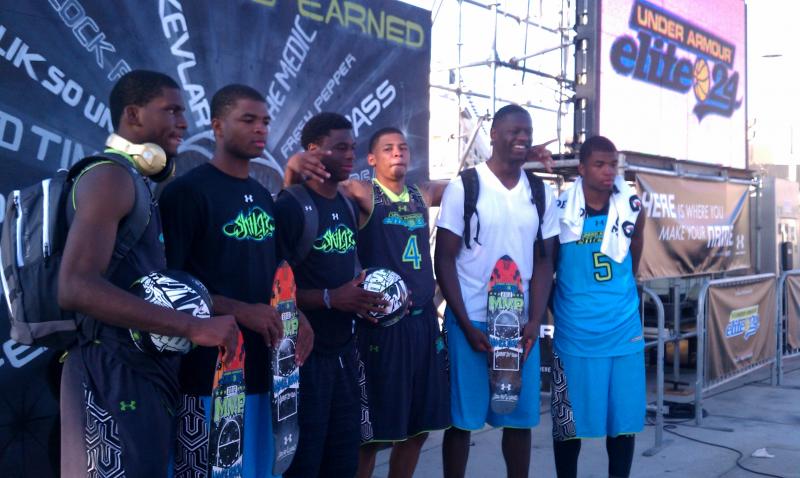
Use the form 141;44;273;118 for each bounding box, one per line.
367;152;377;167
489;126;498;146
577;161;585;177
211;117;223;141
123;105;142;128
308;143;319;152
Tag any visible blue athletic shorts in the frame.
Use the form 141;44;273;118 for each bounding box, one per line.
444;308;540;430
551;350;645;440
172;392;278;478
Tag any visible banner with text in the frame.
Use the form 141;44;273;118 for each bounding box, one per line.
0;0;431;220
707;277;776;383
636;172;750;280
599;0;746;168
785;274;800;350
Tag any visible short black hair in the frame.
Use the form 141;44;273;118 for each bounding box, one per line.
301;112;352;150
211;84;266;120
491;104;530;129
579;135;617;163
109;70;179;130
368;127;404;153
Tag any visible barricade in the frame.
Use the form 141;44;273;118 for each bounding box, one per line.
694;273;777;425
641;286;666;456
777;270;800;385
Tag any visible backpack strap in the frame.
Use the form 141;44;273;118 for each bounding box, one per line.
524;169;547;257
341;193;362;276
282;185;318;268
68;152;152;277
459;168;480;249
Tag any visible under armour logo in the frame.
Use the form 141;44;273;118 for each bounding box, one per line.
244;194;253;203
369;345;379;353
736;234;745;250
120;400;137;411
332;213;339;220
304;205;312;212
284;434;293;445
500;383;511;391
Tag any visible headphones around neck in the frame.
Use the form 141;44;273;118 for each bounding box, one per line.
105;133;175;182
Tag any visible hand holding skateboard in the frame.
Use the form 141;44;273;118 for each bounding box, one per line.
188;315;239;365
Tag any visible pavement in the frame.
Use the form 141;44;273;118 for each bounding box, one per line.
372;355;800;478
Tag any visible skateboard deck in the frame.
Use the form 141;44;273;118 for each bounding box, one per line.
209;331;246;478
270;261;300;475
487;255;524;414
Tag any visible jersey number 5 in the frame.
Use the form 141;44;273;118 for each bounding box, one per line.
402;235;422;270
592;252;612;282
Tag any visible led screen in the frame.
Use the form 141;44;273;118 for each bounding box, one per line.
598;0;746;168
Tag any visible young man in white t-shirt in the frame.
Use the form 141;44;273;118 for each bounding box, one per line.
435;104;559;478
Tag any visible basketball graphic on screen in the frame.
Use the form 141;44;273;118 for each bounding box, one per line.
693;58;710;102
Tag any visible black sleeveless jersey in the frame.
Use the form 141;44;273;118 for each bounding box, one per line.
357;181;435;307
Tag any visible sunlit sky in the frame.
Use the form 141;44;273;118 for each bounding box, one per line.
399;0;799;171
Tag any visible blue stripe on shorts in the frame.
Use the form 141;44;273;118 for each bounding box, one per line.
555;350;645;438
444;308;540;430
171;393;279;478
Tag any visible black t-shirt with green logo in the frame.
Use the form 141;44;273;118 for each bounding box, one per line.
160;163;278;395
274;185;360;353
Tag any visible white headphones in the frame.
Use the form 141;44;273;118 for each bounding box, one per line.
106;133;168;176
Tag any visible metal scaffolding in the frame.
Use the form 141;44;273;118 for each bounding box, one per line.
427;0;576;174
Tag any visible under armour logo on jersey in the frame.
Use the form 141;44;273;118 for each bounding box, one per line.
500;383;511;391
284;434;293;445
120;400;137;411
304;205;313;212
332;213;339;220
244;194;253;203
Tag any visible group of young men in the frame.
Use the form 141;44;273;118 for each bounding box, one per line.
56;69;646;478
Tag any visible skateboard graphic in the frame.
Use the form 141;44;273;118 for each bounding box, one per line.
209;331;246;478
270;261;300;475
487;255;525;414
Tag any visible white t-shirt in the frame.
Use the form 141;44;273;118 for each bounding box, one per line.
436;162;559;323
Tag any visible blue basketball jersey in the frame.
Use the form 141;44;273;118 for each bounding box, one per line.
552;209;643;357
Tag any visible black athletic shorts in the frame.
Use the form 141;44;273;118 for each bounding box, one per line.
60;339;179;477
284;341;361;478
356;301;451;443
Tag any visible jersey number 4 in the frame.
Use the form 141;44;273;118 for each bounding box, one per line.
402;235;422;270
592;252;612;282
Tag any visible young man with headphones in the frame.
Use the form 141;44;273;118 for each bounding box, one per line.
58;70;240;477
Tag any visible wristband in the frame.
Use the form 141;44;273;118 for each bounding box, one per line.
323;288;332;309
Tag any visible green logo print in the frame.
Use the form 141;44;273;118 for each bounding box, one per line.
312;224;356;254
120;400;137;412
223;207;275;241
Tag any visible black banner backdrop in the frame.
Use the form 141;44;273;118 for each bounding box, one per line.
0;1;430;475
635;173;751;280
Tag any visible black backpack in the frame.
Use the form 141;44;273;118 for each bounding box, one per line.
460;167;547;255
1;153;151;349
280;184;361;274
